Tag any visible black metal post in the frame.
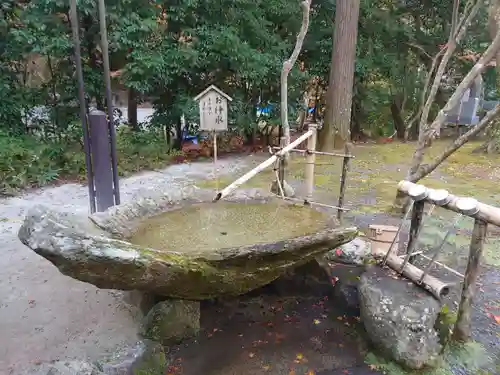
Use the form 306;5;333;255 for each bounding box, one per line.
88;110;116;212
97;0;121;205
69;0;96;214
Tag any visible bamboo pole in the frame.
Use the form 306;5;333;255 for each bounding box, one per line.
373;248;453;300
452;218;488;341
400;253;465;278
398;181;500;225
304;123;318;204
337;143;353;222
214;129;314;201
271;147;355;158
281;196;349;211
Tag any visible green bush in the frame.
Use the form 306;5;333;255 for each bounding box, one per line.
0;128;179;195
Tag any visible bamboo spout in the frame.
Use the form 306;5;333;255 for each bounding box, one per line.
214;130;314;201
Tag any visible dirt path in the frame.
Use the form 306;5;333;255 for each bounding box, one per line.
0;157;251;375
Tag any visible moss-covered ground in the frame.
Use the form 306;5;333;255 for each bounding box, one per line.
198;140;500;210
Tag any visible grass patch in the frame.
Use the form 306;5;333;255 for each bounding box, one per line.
197;140;500;214
365;341;494;375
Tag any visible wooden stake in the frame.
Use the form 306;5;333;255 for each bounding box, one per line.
402;199;425;267
278;136;286;190
452;218;488;342
213;131;218;192
337;143;353;222
304;123;317;204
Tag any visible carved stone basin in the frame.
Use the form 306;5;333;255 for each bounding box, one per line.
18;188;358;300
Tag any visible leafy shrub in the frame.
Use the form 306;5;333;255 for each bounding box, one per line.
0;128;180;195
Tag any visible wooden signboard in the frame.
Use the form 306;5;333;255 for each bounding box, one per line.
194;85;233;132
194;85;232;193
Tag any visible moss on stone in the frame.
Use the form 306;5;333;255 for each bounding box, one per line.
365;341;493;375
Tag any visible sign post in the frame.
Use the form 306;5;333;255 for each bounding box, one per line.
194;85;232;192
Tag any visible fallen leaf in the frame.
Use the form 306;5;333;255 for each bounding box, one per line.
313;319;321;325
248;352;256;358
493;314;500;324
305;370;315;375
262;364;271;371
337;316;343;321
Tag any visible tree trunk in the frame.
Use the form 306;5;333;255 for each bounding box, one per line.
318;0;360;151
127;88;138;131
391;96;406;140
474;0;500;154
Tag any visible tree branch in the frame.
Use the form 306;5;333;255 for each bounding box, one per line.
406;0;483;175
280;0;312;147
410;104;500;181
418;0;481;140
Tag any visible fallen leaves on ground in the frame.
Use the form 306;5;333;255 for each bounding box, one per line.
487;312;500;323
294;353;308;364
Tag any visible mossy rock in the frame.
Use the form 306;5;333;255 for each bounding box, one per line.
18;187;358;300
141;300;200;344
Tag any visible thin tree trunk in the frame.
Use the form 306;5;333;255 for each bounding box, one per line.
474;0;500;153
318;0;361;151
127;88;138;131
407;0;481;177
391;96;406;140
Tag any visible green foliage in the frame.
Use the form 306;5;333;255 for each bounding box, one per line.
0;0;494;186
0;128;179;194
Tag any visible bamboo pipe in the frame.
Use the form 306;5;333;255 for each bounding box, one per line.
398;181;500;226
214;129;314;201
374;248;453;300
270;147;355;158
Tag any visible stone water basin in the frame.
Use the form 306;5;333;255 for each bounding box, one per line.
18;188;358;299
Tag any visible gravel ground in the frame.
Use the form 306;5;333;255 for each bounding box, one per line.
0;157;251;375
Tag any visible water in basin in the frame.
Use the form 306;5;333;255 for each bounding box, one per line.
128;201;329;253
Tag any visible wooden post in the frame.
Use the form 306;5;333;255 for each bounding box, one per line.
406;200;426;265
452;218;488;341
304;123;317;204
337;142;352;222
213;130;218;192
278;136;286;191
